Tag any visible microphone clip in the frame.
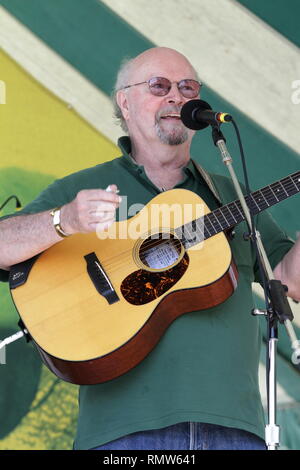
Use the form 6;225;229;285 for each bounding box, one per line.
211;125;226;146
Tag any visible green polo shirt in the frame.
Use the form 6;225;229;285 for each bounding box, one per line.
0;137;294;449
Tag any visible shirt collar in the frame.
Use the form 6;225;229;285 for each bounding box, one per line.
117;135;197;179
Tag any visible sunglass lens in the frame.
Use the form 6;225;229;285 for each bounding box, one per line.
179;80;200;98
148;77;171;96
148;77;201;97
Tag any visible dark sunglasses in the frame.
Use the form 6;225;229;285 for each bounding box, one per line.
122;76;202;98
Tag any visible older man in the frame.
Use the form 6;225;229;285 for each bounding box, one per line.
0;47;298;450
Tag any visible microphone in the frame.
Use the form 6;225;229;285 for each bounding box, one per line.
180;99;232;130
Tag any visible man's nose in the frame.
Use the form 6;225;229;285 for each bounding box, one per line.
166;82;183;104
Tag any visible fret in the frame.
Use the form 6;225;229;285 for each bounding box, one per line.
181;221;192;241
209;212;223;232
222;205;237;226
293;175;300;190
259;186;278;206
269;184;280;202
262;186;279;205
222;206;236;227
179;219;206;246
234;201;244;220
203;223;212;240
255;190;270;209
205;214;218;235
227;202;239;223
285;175;299;193
214;208;231;230
178;223;196;247
247;194;261;212
270;177;300;202
184;221;198;241
279;181;289;197
270;181;286;201
244;195;255;212
192;219;205;243
250;195;268;211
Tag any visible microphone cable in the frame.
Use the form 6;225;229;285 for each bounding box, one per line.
0;195;22;213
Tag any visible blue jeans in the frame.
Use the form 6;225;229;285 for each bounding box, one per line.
92;422;266;450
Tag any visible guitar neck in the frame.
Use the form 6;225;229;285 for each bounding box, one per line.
177;171;300;248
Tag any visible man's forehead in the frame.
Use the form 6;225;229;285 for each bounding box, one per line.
130;56;196;82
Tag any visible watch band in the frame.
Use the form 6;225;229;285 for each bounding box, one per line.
50;207;70;238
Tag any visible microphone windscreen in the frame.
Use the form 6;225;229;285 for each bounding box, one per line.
181;99;212;130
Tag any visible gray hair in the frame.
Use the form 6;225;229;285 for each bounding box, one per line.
112;57;135;133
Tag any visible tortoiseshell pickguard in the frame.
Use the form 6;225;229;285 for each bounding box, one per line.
121;254;189;305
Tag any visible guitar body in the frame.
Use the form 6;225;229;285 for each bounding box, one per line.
10;189;238;385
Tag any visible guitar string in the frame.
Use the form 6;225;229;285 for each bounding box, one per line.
93;175;300;272
94;218;218;271
93;207;295;274
95;175;300;271
118;175;300;257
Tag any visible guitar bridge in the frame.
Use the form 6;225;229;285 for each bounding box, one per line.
84;252;119;305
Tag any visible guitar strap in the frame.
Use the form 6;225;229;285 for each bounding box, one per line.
192;160;238;241
191;160;223;205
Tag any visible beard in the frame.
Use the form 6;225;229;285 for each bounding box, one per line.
155;106;189;145
155;122;189;145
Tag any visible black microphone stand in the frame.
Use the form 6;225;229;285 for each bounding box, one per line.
211;125;300;450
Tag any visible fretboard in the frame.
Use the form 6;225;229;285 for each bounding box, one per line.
175;171;300;248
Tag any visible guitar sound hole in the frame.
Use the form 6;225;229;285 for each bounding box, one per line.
139;233;182;270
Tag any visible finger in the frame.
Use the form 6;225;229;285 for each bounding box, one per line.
85;188;122;204
92;212;115;222
89;218;115;232
89;209;116;223
105;184;119;193
86;201;120;213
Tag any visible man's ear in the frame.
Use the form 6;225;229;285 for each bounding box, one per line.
116;90;130;121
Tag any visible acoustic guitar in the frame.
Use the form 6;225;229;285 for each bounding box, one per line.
9;171;300;385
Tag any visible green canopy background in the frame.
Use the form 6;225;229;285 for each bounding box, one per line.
0;0;299;449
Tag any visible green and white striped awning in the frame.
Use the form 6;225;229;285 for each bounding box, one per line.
0;0;299;450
